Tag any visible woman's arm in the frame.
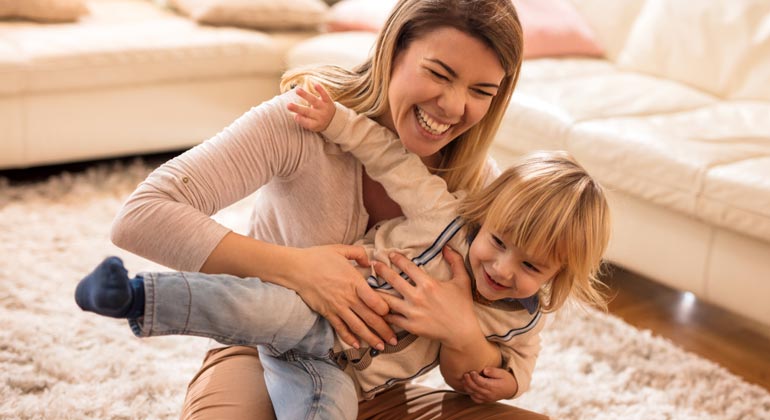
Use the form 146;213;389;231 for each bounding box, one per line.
202;233;391;349
111;93;394;349
111;95;304;271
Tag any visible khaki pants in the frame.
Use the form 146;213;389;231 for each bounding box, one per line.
181;346;549;420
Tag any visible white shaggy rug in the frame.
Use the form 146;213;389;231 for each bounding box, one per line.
1;160;769;420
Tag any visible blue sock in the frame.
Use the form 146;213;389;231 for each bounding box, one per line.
75;256;145;319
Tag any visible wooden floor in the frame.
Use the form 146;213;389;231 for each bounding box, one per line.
604;266;770;391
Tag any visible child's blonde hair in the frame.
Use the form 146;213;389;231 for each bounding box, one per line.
457;151;611;312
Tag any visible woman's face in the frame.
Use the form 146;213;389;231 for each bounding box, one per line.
377;26;506;163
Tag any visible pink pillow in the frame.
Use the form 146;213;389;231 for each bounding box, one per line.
324;0;396;32
324;0;604;59
513;0;604;59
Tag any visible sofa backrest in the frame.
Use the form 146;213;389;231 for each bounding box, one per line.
567;0;647;60
614;0;770;101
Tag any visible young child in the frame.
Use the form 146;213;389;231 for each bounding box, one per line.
75;86;611;420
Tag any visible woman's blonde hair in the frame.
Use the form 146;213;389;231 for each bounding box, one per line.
457;151;612;312
281;0;523;193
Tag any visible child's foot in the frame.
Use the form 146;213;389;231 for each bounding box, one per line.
75;256;144;318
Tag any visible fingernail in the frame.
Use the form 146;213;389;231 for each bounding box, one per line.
389;337;398;346
376;343;385;351
353;341;360;349
389;252;397;259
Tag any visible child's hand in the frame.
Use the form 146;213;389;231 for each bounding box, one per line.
287;83;336;132
461;367;518;403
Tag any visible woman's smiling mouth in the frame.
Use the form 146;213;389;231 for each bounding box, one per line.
415;106;451;136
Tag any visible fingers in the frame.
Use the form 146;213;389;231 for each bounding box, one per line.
387;252;429;286
287;86;333;131
286;101;319;130
351;300;396;346
462;371;494;402
379;292;409;317
314;82;333;105
480;367;508;379
373;261;414;298
337;244;370;268
295;86;323;107
326;314;358;349
442;245;464;272
357;284;389;316
338;307;386;350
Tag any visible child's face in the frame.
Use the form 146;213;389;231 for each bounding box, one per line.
468;222;560;302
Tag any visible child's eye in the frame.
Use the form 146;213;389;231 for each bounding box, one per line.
491;235;505;249
523;261;541;273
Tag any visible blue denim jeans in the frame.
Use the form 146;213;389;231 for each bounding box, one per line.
128;272;357;420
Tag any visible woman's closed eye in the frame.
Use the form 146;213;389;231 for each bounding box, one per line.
471;88;495;97
428;68;450;81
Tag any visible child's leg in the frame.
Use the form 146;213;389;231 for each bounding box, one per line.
77;257;330;355
261;347;358;420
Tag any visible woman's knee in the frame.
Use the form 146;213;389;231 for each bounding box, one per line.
180;346;276;420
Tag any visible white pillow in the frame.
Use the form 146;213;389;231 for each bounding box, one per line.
169;0;329;30
616;0;770;100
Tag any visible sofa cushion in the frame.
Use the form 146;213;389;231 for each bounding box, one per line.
566;0;646;61
169;0;328;30
0;0;88;22
616;0;770;100
286;31;375;70
495;68;716;155
700;157;770;243
567;102;770;243
0;0;316;95
519;58;615;83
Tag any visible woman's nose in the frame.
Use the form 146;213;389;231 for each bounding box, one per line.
437;86;465;120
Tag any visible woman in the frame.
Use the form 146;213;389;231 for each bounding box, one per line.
111;0;546;418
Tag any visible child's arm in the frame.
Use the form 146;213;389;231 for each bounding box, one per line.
288;84;458;220
461;367;518;403
460;318;545;401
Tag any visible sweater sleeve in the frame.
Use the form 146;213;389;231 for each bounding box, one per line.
322;102;458;220
498;312;545;399
111;93;308;271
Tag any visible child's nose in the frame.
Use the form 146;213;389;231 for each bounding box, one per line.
493;259;516;282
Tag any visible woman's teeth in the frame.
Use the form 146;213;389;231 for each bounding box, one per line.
416;107;450;135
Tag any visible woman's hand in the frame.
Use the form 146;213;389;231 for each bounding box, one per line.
461;367;518;403
373;246;477;345
291;244;395;350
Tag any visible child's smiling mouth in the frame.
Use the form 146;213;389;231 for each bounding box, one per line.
484;269;510;291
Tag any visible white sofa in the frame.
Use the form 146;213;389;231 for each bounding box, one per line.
4;0;769;328
0;0;319;169
288;0;770;328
